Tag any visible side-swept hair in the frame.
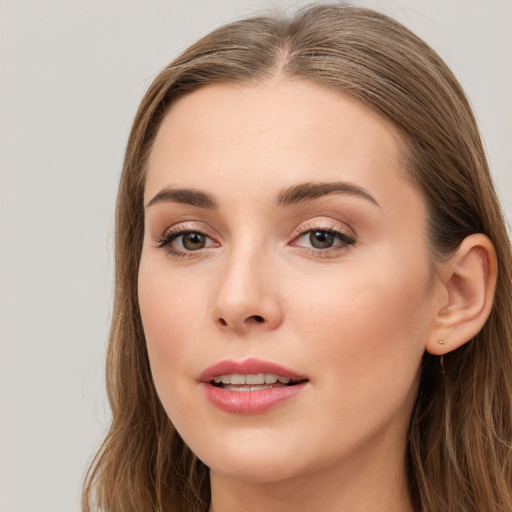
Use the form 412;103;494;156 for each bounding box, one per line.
83;5;512;511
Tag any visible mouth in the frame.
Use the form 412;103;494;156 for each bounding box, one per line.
199;358;309;413
210;373;305;392
200;357;308;386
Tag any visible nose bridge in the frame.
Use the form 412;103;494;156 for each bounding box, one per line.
212;236;282;332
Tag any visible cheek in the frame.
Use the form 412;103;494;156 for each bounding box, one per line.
286;257;432;396
138;262;205;410
290;260;430;336
281;268;431;461
139;257;204;346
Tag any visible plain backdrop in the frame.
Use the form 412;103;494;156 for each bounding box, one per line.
1;1;511;511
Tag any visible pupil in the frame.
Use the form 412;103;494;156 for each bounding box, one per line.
183;232;205;250
310;230;334;249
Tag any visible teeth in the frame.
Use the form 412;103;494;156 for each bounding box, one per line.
223;384;273;392
212;373;292;385
246;374;265;385
231;374;246;385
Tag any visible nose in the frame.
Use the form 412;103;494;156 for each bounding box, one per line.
211;245;284;334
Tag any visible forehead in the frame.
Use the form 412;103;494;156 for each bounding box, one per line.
145;80;418;215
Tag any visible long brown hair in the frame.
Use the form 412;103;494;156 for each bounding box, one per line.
83;5;512;511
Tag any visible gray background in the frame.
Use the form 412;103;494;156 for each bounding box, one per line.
1;1;511;511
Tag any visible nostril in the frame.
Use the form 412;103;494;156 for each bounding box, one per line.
217;315;266;327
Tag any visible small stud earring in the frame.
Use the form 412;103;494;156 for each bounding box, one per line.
438;337;447;345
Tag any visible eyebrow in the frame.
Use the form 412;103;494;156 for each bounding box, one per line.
146;181;380;210
146;186;218;209
276;181;380;208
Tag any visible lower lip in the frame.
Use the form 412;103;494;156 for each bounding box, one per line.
202;382;308;414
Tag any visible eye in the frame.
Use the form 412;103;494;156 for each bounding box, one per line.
177;232;208;250
156;229;217;255
307;230;337;249
292;228;355;253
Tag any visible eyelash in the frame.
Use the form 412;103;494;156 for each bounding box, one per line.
290;224;356;257
155;226;217;258
155;224;356;258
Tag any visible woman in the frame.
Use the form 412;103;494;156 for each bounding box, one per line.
83;5;512;511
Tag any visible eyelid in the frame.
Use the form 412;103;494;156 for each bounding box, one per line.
289;219;356;256
157;221;217;240
290;218;356;241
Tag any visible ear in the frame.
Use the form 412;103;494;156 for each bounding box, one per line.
426;234;497;356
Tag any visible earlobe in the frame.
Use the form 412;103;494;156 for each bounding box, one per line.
426;234;497;356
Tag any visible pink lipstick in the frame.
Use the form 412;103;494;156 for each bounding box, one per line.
199;358;309;414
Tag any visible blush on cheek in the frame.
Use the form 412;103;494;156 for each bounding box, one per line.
139;267;206;388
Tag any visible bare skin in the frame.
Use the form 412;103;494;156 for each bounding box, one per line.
138;80;492;511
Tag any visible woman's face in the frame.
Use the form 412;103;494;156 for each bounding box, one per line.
139;81;441;483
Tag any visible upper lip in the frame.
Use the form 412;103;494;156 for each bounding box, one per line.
199;357;308;383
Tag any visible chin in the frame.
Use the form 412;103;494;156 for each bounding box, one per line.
207;455;304;485
188;428;311;484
